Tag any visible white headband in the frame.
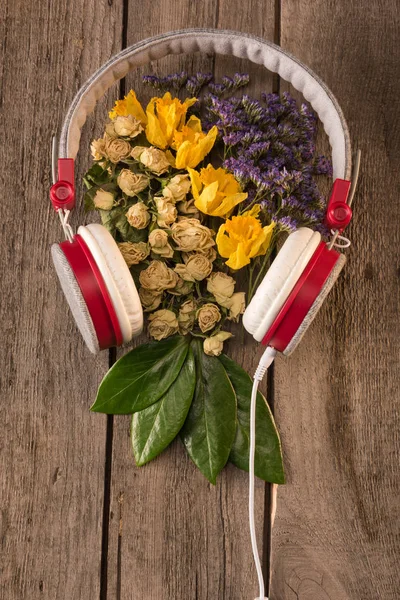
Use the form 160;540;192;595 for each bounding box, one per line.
59;28;352;180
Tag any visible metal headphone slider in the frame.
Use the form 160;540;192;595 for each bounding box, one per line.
50;158;75;212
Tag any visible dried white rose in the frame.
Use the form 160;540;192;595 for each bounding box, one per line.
139;260;178;292
93;189;114;210
162;174;191;203
105;137;131;163
207;272;235;305
174;254;212;282
203;332;233;356
148;229;174;258
220;292;246;322
118;242;149;267
91;138;107;161
126;202;150;229
178;299;196;335
140;147;171;175
196;303;221;333
148;309;179;341
155;198;177;228
113;115;143;138
138;287;163;312
117;169;149;196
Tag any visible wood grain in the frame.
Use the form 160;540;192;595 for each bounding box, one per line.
270;1;400;598
0;1;122;598
105;3;276;599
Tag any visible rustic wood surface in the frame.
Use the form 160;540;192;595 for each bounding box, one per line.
0;0;399;599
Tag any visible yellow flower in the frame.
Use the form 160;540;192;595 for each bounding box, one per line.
216;205;275;270
145;92;197;149
109;90;147;125
173;116;218;169
188;164;247;217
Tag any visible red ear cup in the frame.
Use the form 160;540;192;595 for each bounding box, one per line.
52;235;123;352
261;243;346;354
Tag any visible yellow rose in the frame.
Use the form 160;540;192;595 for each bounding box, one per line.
93;189;114;210
188;164;247;217
171;218;215;253
138;287;163;312
203;331;233;357
178;299;197;335
125;202;151;229
117;169;149;196
113;115;143;138
105;137;132;163
139;260;178;292
91;138;106;160
139;147;171;175
174;254;213;282
145;92;197;149
109;90;147;125
206;272;235;304
162;174;191;202
172;116;218;169
148;309;179;341
155;198;177;228
118;242;149;267
196;303;221;333
148;229;174;258
219;292;246;322
216;206;275;270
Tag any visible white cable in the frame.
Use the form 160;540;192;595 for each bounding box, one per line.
249;346;277;600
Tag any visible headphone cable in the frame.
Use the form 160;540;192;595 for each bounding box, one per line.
249;346;277;600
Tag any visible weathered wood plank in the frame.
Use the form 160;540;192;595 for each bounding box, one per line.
106;5;276;599
270;1;400;598
0;1;122;598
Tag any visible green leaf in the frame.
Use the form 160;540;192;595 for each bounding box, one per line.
91;336;190;414
219;354;285;484
180;339;236;484
84;163;110;186
131;348;196;465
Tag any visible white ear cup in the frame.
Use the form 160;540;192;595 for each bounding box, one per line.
243;228;321;342
78;224;143;342
51;243;100;354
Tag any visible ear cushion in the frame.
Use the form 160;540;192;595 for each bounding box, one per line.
283;253;346;356
51;243;100;354
243;228;321;342
78;224;143;342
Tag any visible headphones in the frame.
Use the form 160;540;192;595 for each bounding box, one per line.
50;29;358;357
50;29;358;600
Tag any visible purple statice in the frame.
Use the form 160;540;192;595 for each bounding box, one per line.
185;72;213;96
143;71;188;92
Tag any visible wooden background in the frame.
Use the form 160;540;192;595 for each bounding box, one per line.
1;0;399;598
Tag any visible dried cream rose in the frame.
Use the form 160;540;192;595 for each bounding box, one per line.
126;202;150;229
105;137;132;163
113;115;143;138
178;299;196;335
131;146;148;160
183;246;217;263
138;287;163;312
118;242;149;267
163;174;191;203
93;189;114;210
176;198;200;219
91;138;107;161
155;198;177;228
148;309;179;341
117;169;149;196
169;277;194;296
139;260;178;292
207;272;235;304
105;123;118;139
174;254;212;282
171;218;215;253
203;332;233;357
140;147;171;175
148;229;174;258
196;303;221;333
220;292;246;322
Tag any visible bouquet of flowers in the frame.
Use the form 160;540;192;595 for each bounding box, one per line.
84;72;331;484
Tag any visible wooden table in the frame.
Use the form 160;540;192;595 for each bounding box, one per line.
1;1;399;598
